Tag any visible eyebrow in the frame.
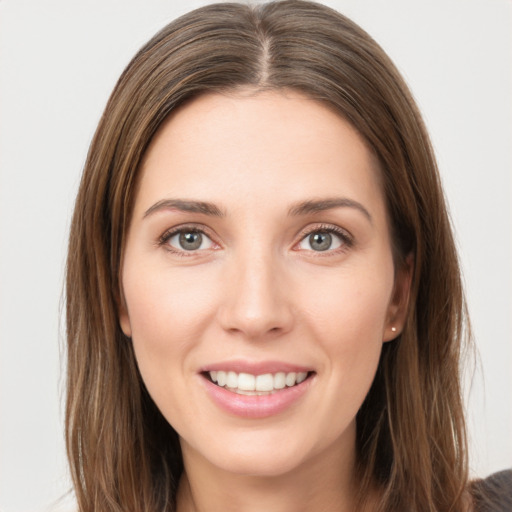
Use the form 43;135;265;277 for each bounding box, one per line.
143;197;372;223
287;198;372;223
143;199;225;218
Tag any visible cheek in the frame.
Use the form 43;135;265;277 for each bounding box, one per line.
122;265;217;386
298;262;393;389
303;264;393;342
125;265;214;339
122;267;221;431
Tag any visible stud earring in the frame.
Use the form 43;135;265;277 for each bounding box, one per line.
391;327;397;333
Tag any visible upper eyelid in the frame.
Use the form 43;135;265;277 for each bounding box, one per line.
160;223;216;239
158;223;219;250
295;223;353;241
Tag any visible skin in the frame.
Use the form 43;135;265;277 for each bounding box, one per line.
119;89;411;512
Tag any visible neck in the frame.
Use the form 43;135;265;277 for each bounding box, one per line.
176;428;364;512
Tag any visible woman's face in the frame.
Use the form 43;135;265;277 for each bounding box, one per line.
120;90;409;478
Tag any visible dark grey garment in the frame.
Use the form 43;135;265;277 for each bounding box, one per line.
471;469;512;512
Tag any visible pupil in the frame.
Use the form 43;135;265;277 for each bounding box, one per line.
310;232;332;251
179;232;202;250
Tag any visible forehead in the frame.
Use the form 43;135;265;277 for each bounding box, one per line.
136;89;385;218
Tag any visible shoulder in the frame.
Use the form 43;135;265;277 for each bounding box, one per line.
470;469;512;512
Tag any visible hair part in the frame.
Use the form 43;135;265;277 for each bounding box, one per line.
66;2;471;510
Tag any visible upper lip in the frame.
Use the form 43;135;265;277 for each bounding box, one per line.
199;360;314;375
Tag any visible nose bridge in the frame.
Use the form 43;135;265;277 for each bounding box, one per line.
218;240;293;339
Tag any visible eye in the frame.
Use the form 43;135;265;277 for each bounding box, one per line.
163;228;215;252
297;228;349;252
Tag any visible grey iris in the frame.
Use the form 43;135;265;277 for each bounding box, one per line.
179;231;202;250
310;232;332;251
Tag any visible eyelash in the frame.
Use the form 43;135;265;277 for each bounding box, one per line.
158;224;217;257
296;224;354;256
158;223;354;257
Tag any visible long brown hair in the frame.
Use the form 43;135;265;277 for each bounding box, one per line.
66;1;470;510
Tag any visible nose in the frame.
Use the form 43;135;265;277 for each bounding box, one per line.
217;249;294;340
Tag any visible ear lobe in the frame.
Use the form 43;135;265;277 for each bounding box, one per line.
383;253;414;342
118;296;132;338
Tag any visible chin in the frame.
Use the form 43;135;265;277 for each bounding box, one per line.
207;447;308;478
180;422;344;480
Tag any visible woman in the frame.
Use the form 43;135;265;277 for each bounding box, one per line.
65;1;505;510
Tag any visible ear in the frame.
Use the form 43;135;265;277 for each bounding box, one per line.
118;292;132;338
383;253;414;342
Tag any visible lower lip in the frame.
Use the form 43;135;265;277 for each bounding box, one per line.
201;374;314;419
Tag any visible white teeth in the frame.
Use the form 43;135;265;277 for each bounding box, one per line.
226;371;238;388
285;372;297;387
238;372;256;391
208;370;310;392
296;372;308;384
255;373;274;391
274;372;286;389
216;371;226;387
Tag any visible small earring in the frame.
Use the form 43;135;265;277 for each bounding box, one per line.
391;327;397;333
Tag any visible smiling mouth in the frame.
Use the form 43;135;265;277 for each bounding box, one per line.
203;370;315;396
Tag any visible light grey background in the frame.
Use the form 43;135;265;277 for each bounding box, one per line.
1;1;510;511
